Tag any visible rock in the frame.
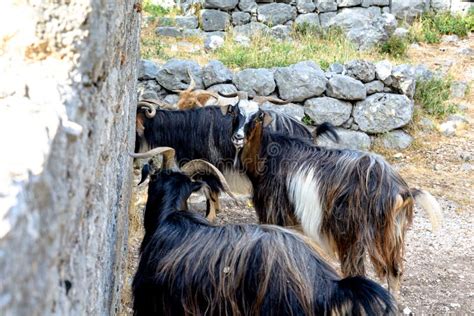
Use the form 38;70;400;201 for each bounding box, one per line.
362;0;389;6
202;60;233;87
204;35;225;51
317;0;338;12
156;16;175;27
377;130;413;150
156;26;182;37
403;307;413;315
274;61;327;102
239;0;258;13
457;47;474;56
261;102;305;120
137;80;162;100
450;81;468;98
441;34;459;43
200;9;231;32
368;6;382;15
156;59;204;90
257;3;297;26
353;93;414;133
233;68;276;97
420;117;435;131
163;94;180;107
342;117;354;128
270;25;292;40
182;28;202;38
234;34;251;46
345;13;397;50
375;60;392;82
295;13;321;28
382;6;390;13
207;83;238;95
204;0;239;10
365;80;384;94
233;22;270;38
390;0;428;23
304;97;353;126
138;59;159;80
394;27;409;38
337;0;362;8
232;11;251;26
326;74;367;100
412;64;434;81
317;128;371;151
297;0;317;13
457;103;468;111
175;16;198;29
329;63;345;74
431;0;450;11
390;64;416;98
344;60;376;83
320;12;337;27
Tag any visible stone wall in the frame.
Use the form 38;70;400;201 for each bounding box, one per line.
0;1;140;315
138;58;434;151
155;0;472;49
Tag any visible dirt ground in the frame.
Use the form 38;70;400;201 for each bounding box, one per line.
119;36;473;315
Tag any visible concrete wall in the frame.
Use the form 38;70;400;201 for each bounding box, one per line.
0;1;140;315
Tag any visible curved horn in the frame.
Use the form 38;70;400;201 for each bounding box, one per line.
217;91;249;100
186;68;196;92
139;98;174;111
195;90;219;99
128;147;176;169
137;101;157;118
181;159;236;199
252;95;288;105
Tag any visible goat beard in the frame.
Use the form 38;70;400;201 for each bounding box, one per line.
233;146;242;169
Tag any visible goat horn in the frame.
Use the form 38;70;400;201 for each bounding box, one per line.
196;90;219;99
137;102;156;118
139;98;174;111
186;67;196;92
128;147;176;169
217;91;249;100
252;96;288;105
181;159;236;199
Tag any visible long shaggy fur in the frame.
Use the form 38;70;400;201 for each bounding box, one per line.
133;169;396;316
238;117;441;293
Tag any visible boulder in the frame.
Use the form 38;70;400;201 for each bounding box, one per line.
304;97;353;126
393;27;409;38
202;60;233;87
164;94;180;107
297;0;317;13
317;0;338;12
450;81;468;98
390;0;428;23
137;80;163;100
200;9;231;32
375;59;392;82
326;74;366;100
353;93;414;133
295;13;321;28
138;59;159;80
232;11;251;26
274;61;327;102
317;128;371;151
155;26;182;38
376;130;413;150
175;16;198;29
233;22;270;38
390;64;416;98
204;0;239;10
156;59;204;90
328;63;345;74
319;12;337;27
207;83;238;95
270;25;292;40
337;0;362;8
239;0;258;12
204;35;225;51
261;102;306;121
362;0;390;6
344;60;376;83
257;3;297;26
364;80;384;94
344;13;397;50
233;68;276;97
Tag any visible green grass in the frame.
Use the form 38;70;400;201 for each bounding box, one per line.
414;78;457;118
302;114;315;126
143;0;170;18
379;35;409;58
215;27;385;69
409;11;474;44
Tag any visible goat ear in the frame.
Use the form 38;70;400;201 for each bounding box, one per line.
262;112;273;127
220;104;231;115
138;163;150;185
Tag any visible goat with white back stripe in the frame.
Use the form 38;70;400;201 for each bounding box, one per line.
222;92;443;297
131;147;397;316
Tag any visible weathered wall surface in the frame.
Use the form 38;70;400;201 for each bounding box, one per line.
0;1;140;315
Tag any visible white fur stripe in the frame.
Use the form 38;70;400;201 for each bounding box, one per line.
287;167;333;256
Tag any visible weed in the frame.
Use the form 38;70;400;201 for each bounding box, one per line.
302;114;315;125
143;0;170;18
379;35;409;58
414;78;457;117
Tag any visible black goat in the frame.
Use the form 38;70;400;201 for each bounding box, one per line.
223;98;442;297
132;148;397;316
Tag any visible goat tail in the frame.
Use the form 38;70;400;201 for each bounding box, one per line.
410;189;443;231
331;276;397;315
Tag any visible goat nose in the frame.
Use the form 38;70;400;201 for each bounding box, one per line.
233;133;244;140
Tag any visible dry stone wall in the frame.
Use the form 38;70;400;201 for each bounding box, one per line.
138;58;434;151
0;1;140;315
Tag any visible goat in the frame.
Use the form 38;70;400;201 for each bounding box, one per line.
135;97;316;221
174;69;220;110
131;147;397;316
222;94;443;297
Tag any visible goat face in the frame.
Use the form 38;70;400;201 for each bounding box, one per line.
226;100;272;150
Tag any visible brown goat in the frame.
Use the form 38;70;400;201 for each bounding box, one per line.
175;69;219;110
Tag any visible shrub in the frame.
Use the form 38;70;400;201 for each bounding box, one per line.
414;78;457;117
143;0;170;18
379;36;408;58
